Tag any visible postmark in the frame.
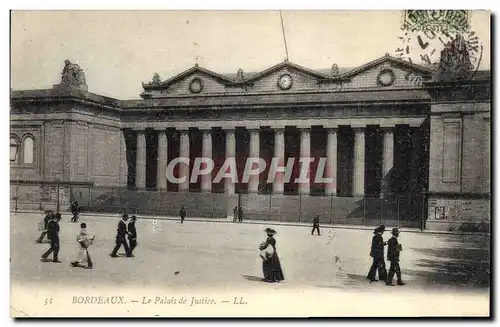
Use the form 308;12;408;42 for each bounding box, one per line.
395;10;483;85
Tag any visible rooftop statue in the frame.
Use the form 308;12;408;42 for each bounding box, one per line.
435;34;473;81
61;60;87;88
331;64;340;77
235;68;245;81
150;73;161;85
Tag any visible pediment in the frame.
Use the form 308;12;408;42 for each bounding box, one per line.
140;55;434;98
339;56;433;90
243;61;329;84
142;65;234;97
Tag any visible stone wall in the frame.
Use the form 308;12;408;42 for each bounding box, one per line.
426;197;490;232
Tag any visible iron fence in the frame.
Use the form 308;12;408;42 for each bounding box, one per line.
10;182;426;228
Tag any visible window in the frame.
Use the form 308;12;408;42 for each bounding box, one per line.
23;136;34;164
10;137;19;163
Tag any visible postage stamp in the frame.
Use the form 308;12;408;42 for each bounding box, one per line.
9;10;490;318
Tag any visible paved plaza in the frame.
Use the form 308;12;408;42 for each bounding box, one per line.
11;212;490;293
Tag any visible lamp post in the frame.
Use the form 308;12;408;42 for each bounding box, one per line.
10;139;20;213
56;178;61;213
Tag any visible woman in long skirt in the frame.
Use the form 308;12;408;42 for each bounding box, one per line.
262;228;284;282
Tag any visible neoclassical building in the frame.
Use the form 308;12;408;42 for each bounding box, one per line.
10;53;490;231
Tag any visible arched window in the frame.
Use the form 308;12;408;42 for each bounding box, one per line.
10;137;19;163
23;136;34;164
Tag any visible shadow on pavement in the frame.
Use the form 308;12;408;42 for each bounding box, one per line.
242;275;266;283
406;233;490;289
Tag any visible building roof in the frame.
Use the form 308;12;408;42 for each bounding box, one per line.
142;54;434;90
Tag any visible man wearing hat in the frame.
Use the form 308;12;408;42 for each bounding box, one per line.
41;212;62;263
367;225;387;282
110;214;132;258
128;215;138;255
386;228;405;286
36;210;54;243
311;215;320;236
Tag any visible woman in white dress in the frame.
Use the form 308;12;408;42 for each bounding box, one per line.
71;223;94;269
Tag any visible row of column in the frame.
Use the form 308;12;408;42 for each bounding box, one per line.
134;126;397;197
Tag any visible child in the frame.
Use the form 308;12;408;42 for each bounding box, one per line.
71;223;94;269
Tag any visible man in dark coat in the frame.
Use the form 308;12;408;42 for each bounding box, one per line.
233;206;238;222
311;215;320;236
128;215;138;255
238;206;243;222
367;225;387;282
70;201;80;222
180;206;186;224
110;214;132;258
386;228;405;286
41;213;62;263
36;210;53;243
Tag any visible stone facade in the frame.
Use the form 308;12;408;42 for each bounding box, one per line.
10;55;491;230
425;77;491;231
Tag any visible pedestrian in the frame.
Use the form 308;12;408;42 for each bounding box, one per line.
386;228;405;286
70;201;80;222
261;228;285;283
311;215;320;236
180;206;186;224
238;206;243;222
36;210;53;243
128;215;138;255
71;222;94;269
41;212;62;263
233;206;238;222
110;214;132;258
367;225;387;282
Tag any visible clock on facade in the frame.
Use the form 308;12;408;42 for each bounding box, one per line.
278;74;293;90
377;69;396;86
189;78;204;93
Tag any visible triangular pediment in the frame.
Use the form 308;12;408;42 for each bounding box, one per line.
143;64;234;90
340;54;433;79
241;61;329;84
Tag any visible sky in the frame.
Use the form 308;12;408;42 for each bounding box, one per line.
10;10;490;99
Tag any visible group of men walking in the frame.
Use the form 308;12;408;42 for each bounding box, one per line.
232;206;243;223
110;213;138;258
367;225;405;286
36;210;139;268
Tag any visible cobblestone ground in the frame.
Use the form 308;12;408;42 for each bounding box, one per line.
11;212;490;294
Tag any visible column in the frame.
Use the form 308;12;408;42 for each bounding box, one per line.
273;128;285;194
410;126;422;219
248;128;260;193
156;129;168;190
135;130;146;189
179;129;190;192
410;127;421;189
299;128;311;195
380;126;394;197
352;126;365;197
201;128;212;193
325;127;338;196
224;128;236;195
119;129;128;187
